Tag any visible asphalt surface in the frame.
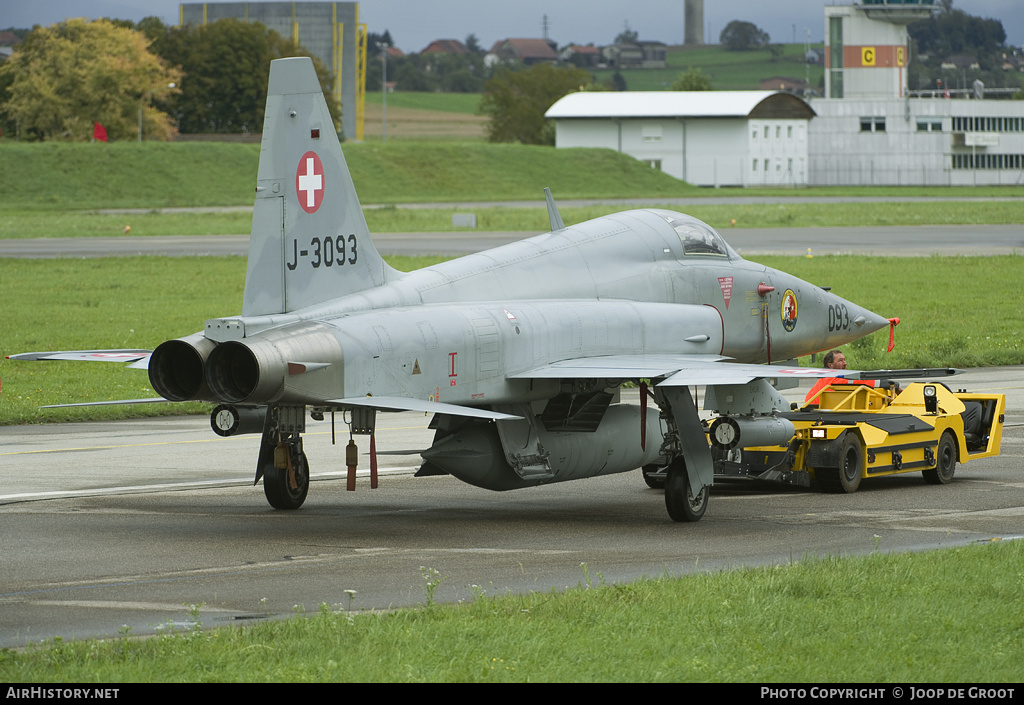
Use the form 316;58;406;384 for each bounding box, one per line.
2;370;1022;649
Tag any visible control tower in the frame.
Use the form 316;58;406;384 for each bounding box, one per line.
825;0;937;99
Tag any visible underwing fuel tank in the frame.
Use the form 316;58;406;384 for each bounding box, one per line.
708;415;796;451
421;404;666;491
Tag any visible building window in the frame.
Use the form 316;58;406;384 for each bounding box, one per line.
829;16;843;99
951;117;1023;133
644;159;662;170
916;119;942;132
753;159;758;172
641;125;663;143
952;153;1023;169
860;117;886;133
787;125;793;139
764;126;769;139
775;125;781;139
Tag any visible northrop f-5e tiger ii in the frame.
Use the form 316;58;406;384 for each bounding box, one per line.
10;57;896;522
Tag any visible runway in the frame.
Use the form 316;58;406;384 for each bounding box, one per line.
1;224;1022;258
2;369;1022;649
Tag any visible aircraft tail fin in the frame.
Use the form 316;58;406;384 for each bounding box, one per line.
242;57;398;317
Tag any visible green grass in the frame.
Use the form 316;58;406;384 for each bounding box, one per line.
364;91;482;114
0;142;261;210
6;141;1022;217
360;201;1024;234
3;197;1023;240
2;539;1021;681
0;142;695;209
2;254;1021;425
593;43;826;91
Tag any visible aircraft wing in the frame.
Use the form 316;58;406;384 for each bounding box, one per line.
40;398;170;408
6;349;152;370
510;354;861;386
329;396;522;420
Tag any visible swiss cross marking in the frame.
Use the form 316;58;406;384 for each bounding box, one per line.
296;151;324;213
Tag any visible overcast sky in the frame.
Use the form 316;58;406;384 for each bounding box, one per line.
3;0;1022;52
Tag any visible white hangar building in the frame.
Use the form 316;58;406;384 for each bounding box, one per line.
548;1;1024;187
546;91;817;187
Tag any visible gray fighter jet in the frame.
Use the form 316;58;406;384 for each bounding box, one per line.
11;57;893;521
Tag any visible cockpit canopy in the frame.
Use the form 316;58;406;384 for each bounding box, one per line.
650;210;740;260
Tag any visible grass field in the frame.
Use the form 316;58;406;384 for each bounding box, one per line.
361;102;488;141
5;199;1024;240
2;539;1021;681
0;141;699;209
593;43;825;91
4;140;1023;211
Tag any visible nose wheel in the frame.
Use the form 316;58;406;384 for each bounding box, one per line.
664;457;709;522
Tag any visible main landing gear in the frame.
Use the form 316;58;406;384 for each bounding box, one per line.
262;447;309;510
254;406;310;510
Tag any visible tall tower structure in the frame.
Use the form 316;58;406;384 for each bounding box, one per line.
684;0;704;46
824;0;936;99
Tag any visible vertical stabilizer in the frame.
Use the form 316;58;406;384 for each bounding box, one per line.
242;57;398;316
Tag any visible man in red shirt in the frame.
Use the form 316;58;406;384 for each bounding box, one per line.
804;349;881;404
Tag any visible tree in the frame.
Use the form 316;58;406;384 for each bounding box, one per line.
480;63;591;145
719;21;770;51
607;70;627;92
0;18;181;141
147;18;339;135
671;67;712;91
907;5;1018;90
615;23;638;45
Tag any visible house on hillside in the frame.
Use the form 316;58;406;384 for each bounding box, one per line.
0;30;21;60
561;45;602;67
940;55;980;71
760;76;809;94
546;91;816;186
602;41;667;69
485;38;559;66
422;39;470;55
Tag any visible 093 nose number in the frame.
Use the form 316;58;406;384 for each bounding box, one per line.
287;235;358;270
828;303;850;331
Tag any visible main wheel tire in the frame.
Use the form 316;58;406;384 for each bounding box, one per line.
664;457;709;522
923;432;957;485
642;463;667;489
263;451;309;510
818;434;864;493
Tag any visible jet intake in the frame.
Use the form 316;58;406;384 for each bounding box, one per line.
148;333;217;402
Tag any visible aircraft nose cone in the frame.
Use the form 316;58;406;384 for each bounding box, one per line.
825;293;890;347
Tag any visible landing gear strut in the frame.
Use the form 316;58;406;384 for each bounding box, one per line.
255;406;309;510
